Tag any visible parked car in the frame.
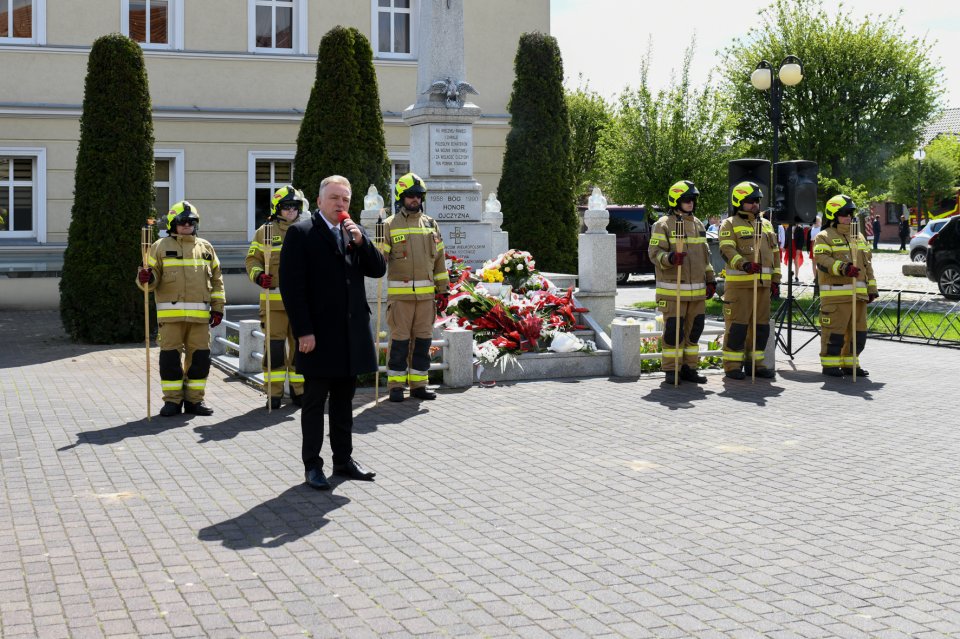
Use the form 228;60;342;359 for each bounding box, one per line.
925;215;960;300
909;218;950;262
604;206;657;283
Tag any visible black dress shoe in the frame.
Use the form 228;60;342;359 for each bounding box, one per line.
724;369;746;380
410;386;436;400
332;458;376;481
389;388;404;402
304;467;330;490
679;365;707;383
184;400;214;416
290;389;303;406
267;396;282;410
159;401;182;417
822;367;844;377
842;367;869;377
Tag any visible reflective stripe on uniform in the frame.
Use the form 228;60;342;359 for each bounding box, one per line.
388;279;436;295
821;355;843;366
683;345;700;356
722;350;745;362
259;292;283;301
161;379;183;390
162;258;215;267
185;379;207;390
156;301;210;319
390;227;434;238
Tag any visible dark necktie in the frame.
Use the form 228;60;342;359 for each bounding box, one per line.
332;226;344;254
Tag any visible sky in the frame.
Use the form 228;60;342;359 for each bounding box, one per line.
551;0;960;108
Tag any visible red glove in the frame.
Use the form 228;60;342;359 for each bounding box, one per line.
771;282;780;298
705;282;716;299
668;251;687;266
137;267;153;284
742;261;762;274
842;263;861;278
209;311;223;328
868;292;878;303
435;293;450;314
256;273;273;289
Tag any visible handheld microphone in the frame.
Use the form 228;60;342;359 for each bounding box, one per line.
337;212;357;249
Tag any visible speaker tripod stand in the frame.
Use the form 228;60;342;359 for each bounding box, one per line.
773;222;819;357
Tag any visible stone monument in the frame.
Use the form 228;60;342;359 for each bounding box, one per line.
402;0;498;271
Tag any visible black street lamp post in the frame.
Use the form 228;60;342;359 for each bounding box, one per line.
913;148;925;233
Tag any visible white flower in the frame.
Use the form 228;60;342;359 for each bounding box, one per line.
517;264;524;270
504;266;511;272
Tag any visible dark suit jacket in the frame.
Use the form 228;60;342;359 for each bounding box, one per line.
279;211;386;378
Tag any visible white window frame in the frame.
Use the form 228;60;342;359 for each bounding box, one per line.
0;147;47;242
120;0;184;50
153;149;184;233
372;0;417;60
0;0;46;45
247;151;296;240
389;153;410;195
247;0;307;55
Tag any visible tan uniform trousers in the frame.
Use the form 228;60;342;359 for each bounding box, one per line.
722;287;772;373
387;299;435;390
657;298;705;372
261;309;304;398
819;298;867;369
157;321;210;404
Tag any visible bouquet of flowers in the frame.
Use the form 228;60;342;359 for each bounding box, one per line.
439;250;595;368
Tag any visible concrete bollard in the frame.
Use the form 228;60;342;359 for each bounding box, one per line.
238;319;261;374
611;319;643;377
210;320;227;356
442;328;474;388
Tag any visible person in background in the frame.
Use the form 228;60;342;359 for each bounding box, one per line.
808;216;822;286
872;215;882;251
898;214;911;250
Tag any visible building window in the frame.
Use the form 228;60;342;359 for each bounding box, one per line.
248;153;295;237
249;0;306;54
0;149;46;240
390;159;410;194
122;0;182;49
0;0;45;44
374;0;416;59
152;149;183;235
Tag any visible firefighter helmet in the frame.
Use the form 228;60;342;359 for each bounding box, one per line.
824;194;856;222
166;201;199;234
270;185;308;218
667;180;699;208
395;173;427;209
731;181;763;209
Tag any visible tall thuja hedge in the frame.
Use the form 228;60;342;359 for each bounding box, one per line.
349;27;391;203
60;34;155;343
295;26;389;216
499;32;577;273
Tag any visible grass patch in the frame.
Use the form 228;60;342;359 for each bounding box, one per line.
632;295;960;341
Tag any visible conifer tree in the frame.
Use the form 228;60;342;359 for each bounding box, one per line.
295;26;389;216
499;32;577;273
60;34;155;343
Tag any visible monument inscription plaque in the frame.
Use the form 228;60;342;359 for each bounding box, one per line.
430;124;473;176
428;190;482;222
438;222;492;270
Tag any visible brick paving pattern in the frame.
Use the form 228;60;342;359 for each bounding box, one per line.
2;309;959;638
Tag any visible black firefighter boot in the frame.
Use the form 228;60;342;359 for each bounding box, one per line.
679;365;707;383
159;401;183;417
411;386;437;400
184;400;214;416
389;388;404;402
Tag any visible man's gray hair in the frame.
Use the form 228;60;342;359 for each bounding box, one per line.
319;175;352;198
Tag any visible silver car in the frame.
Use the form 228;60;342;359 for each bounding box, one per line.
909;219;951;262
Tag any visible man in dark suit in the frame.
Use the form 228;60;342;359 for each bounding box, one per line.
279;175;387;490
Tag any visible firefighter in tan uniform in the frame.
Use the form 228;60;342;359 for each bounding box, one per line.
137;201;225;417
813;194;878;377
718;181;782;380
246;185;308;409
648;180;716;383
377;173;449;402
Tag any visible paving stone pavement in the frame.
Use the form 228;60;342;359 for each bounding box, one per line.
3;309;960;639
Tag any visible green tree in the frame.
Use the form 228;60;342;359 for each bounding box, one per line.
926;135;960;185
60;34;155;343
499;32;578;273
601;42;737;218
817;176;869;211
295;26;389;216
566;83;614;203
888;153;956;214
719;0;943;192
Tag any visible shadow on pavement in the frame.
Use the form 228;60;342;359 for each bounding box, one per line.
198;486;350;549
640;382;718;410
57;407;294;450
714;378;785;406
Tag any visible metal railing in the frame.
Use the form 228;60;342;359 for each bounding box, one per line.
766;285;960;347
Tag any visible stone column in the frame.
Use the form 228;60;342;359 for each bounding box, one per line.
577;196;617;334
360;198;388;346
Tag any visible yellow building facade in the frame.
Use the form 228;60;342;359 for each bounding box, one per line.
0;0;549;256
